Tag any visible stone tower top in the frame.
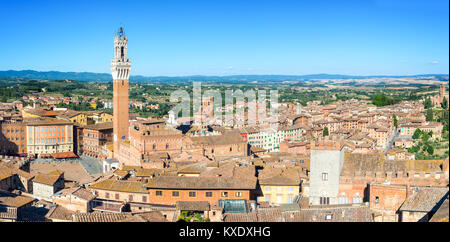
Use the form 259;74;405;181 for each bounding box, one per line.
111;27;131;80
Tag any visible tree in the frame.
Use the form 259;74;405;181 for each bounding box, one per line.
371;94;397;107
424;97;433;109
427;145;434;155
413;129;421;140
442;97;448;110
393;114;398;128
323;127;329;137
426;109;433;121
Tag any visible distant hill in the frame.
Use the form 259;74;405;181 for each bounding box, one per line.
0;70;448;83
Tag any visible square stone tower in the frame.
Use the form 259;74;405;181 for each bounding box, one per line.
111;27;131;158
309;140;345;206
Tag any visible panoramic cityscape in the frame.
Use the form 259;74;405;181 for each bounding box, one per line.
0;0;449;232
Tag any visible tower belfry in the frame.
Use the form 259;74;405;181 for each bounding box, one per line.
111;27;131;158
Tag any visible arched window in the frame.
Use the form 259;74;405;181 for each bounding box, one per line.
153;144;156;150
166;144;169;150
121;46;124;59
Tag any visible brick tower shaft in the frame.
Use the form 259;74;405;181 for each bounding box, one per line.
111;27;131;158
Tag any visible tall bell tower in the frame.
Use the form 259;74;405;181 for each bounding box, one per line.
111;27;131;158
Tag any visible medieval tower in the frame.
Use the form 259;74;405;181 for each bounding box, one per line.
111;27;131;158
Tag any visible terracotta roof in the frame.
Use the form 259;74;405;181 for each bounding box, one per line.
84;122;113;131
89;179;148;194
400;187;449;212
0;190;35;208
0;166;14;181
72;211;168;222
259;174;299;186
131;211;168;222
33;171;63;186
147;176;257;190
282;206;374;222
72;212;132;222
189;133;246;146
52;152;78;159
24;117;73;126
45;205;75;221
223;208;282;222
429;198;449;222
58;187;96;201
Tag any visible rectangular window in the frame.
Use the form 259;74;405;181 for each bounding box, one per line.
265;196;271;202
221;192;228;197
128;195;133;202
189;191;196;197
115;194;119;200
172;191;179;197
205;192;213;197
105;192;110;199
322;173;328;181
288;196;293;203
235;192;242;197
265;187;271;191
320;197;330;205
156;191;163;196
142;196;147;203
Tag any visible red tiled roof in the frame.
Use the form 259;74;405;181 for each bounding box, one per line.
52;152;78;159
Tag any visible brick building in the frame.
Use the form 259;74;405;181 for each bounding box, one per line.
0;121;27;155
146;176;257;206
77;122;113;158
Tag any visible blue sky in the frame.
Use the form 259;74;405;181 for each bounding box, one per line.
0;0;448;76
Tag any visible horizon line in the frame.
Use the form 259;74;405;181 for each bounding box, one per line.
1;69;449;78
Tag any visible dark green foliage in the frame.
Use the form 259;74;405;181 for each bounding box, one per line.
371;94;398;107
323;127;329;137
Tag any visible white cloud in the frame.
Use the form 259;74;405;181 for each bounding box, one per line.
430;61;440;65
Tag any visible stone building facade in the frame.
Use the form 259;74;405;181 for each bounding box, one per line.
309;141;345;206
25;118;74;157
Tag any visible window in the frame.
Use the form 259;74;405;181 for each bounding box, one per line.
288;196;293;203
105;192;110;199
235;192;242;197
156;191;163;196
115;194;119;200
189;191;196;197
172;191;179;197
221;192;228;197
206;192;213;197
142;196;147;203
288;187;294;192
128;195;133;202
276;196;282;204
375;196;379;204
320;197;330;205
153;144;156;150
325;214;333;220
265;187;271;192
166;144;169;149
265;196;271;202
322;173;328;181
